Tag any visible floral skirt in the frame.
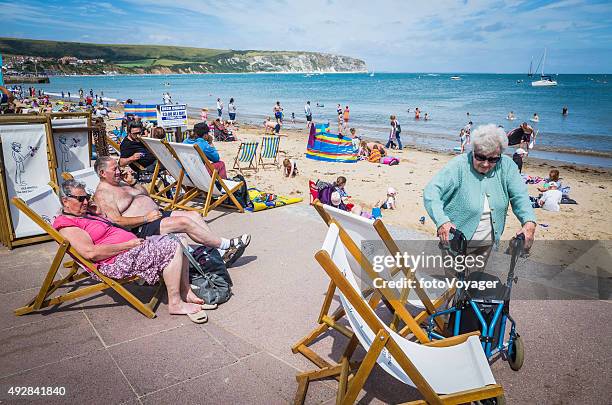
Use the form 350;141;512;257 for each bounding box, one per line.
98;235;178;285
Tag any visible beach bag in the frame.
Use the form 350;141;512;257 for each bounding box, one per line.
188;246;233;304
227;174;252;210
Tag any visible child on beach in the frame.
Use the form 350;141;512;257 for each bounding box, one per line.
377;187;398;210
343;106;350;130
283;158;298;177
201;108;208;122
349;128;361;152
291;112;295;124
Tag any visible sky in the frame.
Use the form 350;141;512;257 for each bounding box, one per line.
1;0;611;73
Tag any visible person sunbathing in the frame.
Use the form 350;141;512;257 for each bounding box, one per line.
93;156;250;264
54;179;212;322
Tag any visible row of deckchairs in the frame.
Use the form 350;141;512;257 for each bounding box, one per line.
292;202;504;404
233;135;282;173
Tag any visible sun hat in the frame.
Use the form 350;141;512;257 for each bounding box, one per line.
515;148;527;155
387;187;397;195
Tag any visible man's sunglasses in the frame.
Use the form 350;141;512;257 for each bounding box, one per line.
130;130;142;135
474;153;501;163
67;194;91;202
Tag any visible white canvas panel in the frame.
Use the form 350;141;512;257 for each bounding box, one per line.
0;124;51;238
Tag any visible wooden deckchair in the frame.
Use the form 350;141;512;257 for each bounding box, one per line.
292;202;456;386
233;141;259;173
12;186;162;318
258;135;281;168
295;223;504;405
140;137;195;209
165;141;245;216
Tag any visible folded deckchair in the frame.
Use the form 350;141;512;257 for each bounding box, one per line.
258;135;281;168
61;167;100;195
165;141;245;216
296;223;503;405
233;141;259;173
140;137;195;209
293;202;456;387
11;186;162;318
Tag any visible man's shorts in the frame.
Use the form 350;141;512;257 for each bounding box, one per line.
306;115;312;122
134;211;172;238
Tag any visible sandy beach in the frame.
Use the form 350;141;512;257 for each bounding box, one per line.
170;119;611;242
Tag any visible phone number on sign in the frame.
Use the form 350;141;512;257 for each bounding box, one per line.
7;386;66;396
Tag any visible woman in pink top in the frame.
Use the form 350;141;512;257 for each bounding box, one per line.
53;179;211;322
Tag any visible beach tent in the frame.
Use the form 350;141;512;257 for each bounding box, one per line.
306;123;358;163
124;104;157;122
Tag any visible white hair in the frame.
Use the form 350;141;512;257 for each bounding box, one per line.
471;124;508;155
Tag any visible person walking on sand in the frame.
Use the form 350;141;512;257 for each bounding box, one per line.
386;115;402;150
304;101;312;130
228;98;236;124
216;98;223;118
273;101;283;124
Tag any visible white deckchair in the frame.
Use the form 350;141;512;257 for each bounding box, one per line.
296;223;503;404
293;202;454;370
61;167;99;195
165;141;244;216
140;137;195;208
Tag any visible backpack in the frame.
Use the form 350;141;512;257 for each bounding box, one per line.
169;234;233;305
221;174;253;210
188;246;233;305
395;122;402;135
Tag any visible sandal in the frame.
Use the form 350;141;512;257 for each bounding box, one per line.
187;310;208;324
201;303;218;310
223;234;251;267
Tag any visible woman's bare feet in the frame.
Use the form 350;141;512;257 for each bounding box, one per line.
185;290;204;305
168;301;202;315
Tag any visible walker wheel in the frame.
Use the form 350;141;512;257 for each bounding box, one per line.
508;335;524;371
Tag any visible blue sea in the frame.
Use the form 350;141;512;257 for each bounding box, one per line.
35;72;612;167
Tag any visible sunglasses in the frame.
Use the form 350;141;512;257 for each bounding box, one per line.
474;153;501;163
67;194;91;202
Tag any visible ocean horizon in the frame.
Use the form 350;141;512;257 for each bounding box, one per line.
32;72;612;167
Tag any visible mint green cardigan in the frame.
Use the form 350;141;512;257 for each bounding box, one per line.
423;152;537;241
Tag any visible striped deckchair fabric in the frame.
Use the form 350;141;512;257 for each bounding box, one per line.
258;135;281;168
233;141;259;173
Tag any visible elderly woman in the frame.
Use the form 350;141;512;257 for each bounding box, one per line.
424;124;536;259
53;179;213;323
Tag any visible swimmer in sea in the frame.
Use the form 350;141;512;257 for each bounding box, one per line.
507;111;515;120
531;113;539;123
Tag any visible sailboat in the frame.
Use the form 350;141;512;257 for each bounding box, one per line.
531;48;557;87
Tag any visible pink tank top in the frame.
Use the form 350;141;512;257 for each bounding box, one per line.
53;214;136;265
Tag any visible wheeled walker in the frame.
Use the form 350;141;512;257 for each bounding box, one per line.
427;229;525;371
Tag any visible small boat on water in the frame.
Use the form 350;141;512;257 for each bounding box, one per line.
531;48;557;87
450;76;461;80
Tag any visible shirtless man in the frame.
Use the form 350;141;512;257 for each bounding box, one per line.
93;156;250;264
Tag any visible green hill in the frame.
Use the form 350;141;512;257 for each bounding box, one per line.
0;37;367;74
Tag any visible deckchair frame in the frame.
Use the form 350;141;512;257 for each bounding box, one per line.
296;230;503;405
233;141;259;173
11;196;163;318
164;141;245;216
292;202;454;361
258;135;281;168
140;137;195;209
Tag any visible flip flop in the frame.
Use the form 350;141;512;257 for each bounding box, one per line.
201;303;218;310
187;310;208;324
